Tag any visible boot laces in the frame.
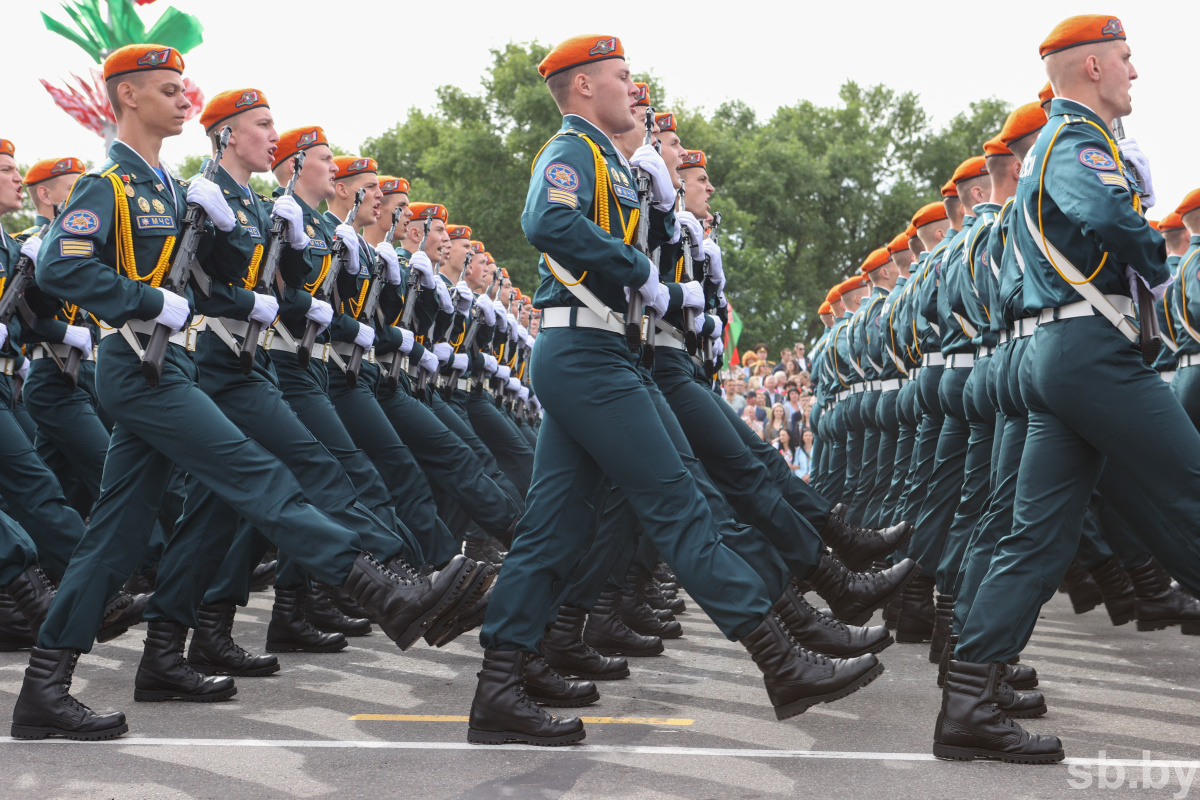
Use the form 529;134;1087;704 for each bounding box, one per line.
796;594;848;632
32;566;56;593
59;653;93;713
779;619;830;666
376;555;417;587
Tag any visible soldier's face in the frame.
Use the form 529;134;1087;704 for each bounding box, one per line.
590;59;639;137
466;252;489;290
655;131;686;185
447;237;471;268
376;193;403;234
33;174;78;213
427;220;449;259
681;169;714;217
0;156;22;214
1098;41;1136;117
231;108;278;174
297;145;337;202
132;72;192;138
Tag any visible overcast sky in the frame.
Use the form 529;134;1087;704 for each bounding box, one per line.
3;1;1196;216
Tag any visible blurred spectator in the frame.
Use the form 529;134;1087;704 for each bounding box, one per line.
753;361;773;379
773;428;797;470
762;374;784;407
782;358;802;380
772;348;793;374
793;343;809;372
795;429;814;482
765;403;789;443
724;377;746;415
743;392;767;423
742;406;765;439
741;351;759;378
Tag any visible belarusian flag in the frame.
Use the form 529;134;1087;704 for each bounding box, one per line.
725;300;743;367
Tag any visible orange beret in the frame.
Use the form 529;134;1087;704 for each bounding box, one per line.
1159;212;1185;232
333;156;377;180
819;300;833;315
469;240;485;254
887;232;910;255
952;156;989;185
826;286;843;304
983;134;1011;158
837;275;868;295
1040;15;1125;59
273;127;328;169
913;201;949;229
0;140;14;158
941;179;957;197
103;44;184;81
1038;82;1055;107
655;112;676;133
1177;189;1200;220
1147;220;1160;231
410;202;448;224
487;253;498;265
1000;102;1048;147
23;157;86;186
905;222;918;240
200;88;269;133
447;224;472;240
538;35;624;80
861;247;892;274
679;150;707;170
634;83;651;107
380;176;410;195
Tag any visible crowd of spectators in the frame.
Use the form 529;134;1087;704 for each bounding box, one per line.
720;342;815;482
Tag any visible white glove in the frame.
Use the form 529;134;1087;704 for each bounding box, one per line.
396;326;415;354
418;348;438;374
507;377;522;393
630;144;676;211
153;288;191;332
452;353;468;373
703;239;726;293
523;333;535;349
271;196;309;250
354;322;375;349
675;211;705;259
704;313;724;340
475;294;496;326
1118;138;1156;208
497;365;511;381
187;177;236;232
517;324;529;339
304;297;333;333
482;354;499;375
433;342;454;365
506;312;518;333
409;250;437;288
248;292;279;325
518;386;529;401
495;310;508;332
626;270;670;317
20;236;42;267
434;280;454;314
713;338;725;357
376;243;402;284
680;280;705;311
454;281;473;315
63;325;93;357
1127;266;1171;303
529;396;540;413
17;360;29;381
334;224;360;274
0;326;7;351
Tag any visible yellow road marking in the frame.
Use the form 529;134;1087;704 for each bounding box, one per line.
349;714;693;726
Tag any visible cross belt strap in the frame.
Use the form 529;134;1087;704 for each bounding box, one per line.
1177;353;1200;370
542;255;628;336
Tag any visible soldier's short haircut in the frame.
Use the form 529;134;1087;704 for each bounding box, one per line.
546;63;601;111
105;72;151;120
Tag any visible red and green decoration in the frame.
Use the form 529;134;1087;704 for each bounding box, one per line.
39;0;205;142
724;300;743;367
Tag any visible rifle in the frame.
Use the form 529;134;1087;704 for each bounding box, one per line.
384;216;433;395
678;178;698;356
140;126;228;387
0;213;58;405
459;267;504;393
627;106;656;356
438;250;485;398
1111;117;1162;366
345;203;403;388
702;211;723;375
297;187;365;368
240;150;305;375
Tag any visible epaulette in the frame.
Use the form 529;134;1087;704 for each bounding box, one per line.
256;193;271;203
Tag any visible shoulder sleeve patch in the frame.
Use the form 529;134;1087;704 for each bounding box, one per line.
1077;148;1117;171
61;209;101;235
1095;172;1129;191
59;239;95;258
546;188;580;209
544;162;580;192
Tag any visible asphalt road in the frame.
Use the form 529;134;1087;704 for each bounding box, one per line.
2;588;1199;800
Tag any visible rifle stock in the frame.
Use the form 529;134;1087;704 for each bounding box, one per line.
298;187;364;368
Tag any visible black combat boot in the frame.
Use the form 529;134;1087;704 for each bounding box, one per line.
929;594;954;664
933;661;1063;763
10;648;128;740
266;588;347;653
1060;559;1103;614
937;633;956;687
4;564;56;640
342;552;473;651
1004;661;1039;690
1127;559;1200;634
123;566;157;595
740;612;884;719
541;607;630;680
249;559;277;592
97;591;149;643
464;536;505;566
583;591;664;657
188;602;280;677
305;582;372;636
1087;557;1136;626
467;650;586;745
329;585;371;619
424;560;497;647
133;621;237;702
893;574;936;644
996;678;1048;719
773;582;892;658
0;594;35;651
618;591;682;639
633;574;685;613
820;513;913;573
653;562;679;588
524;655;600;707
805;555;919;626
